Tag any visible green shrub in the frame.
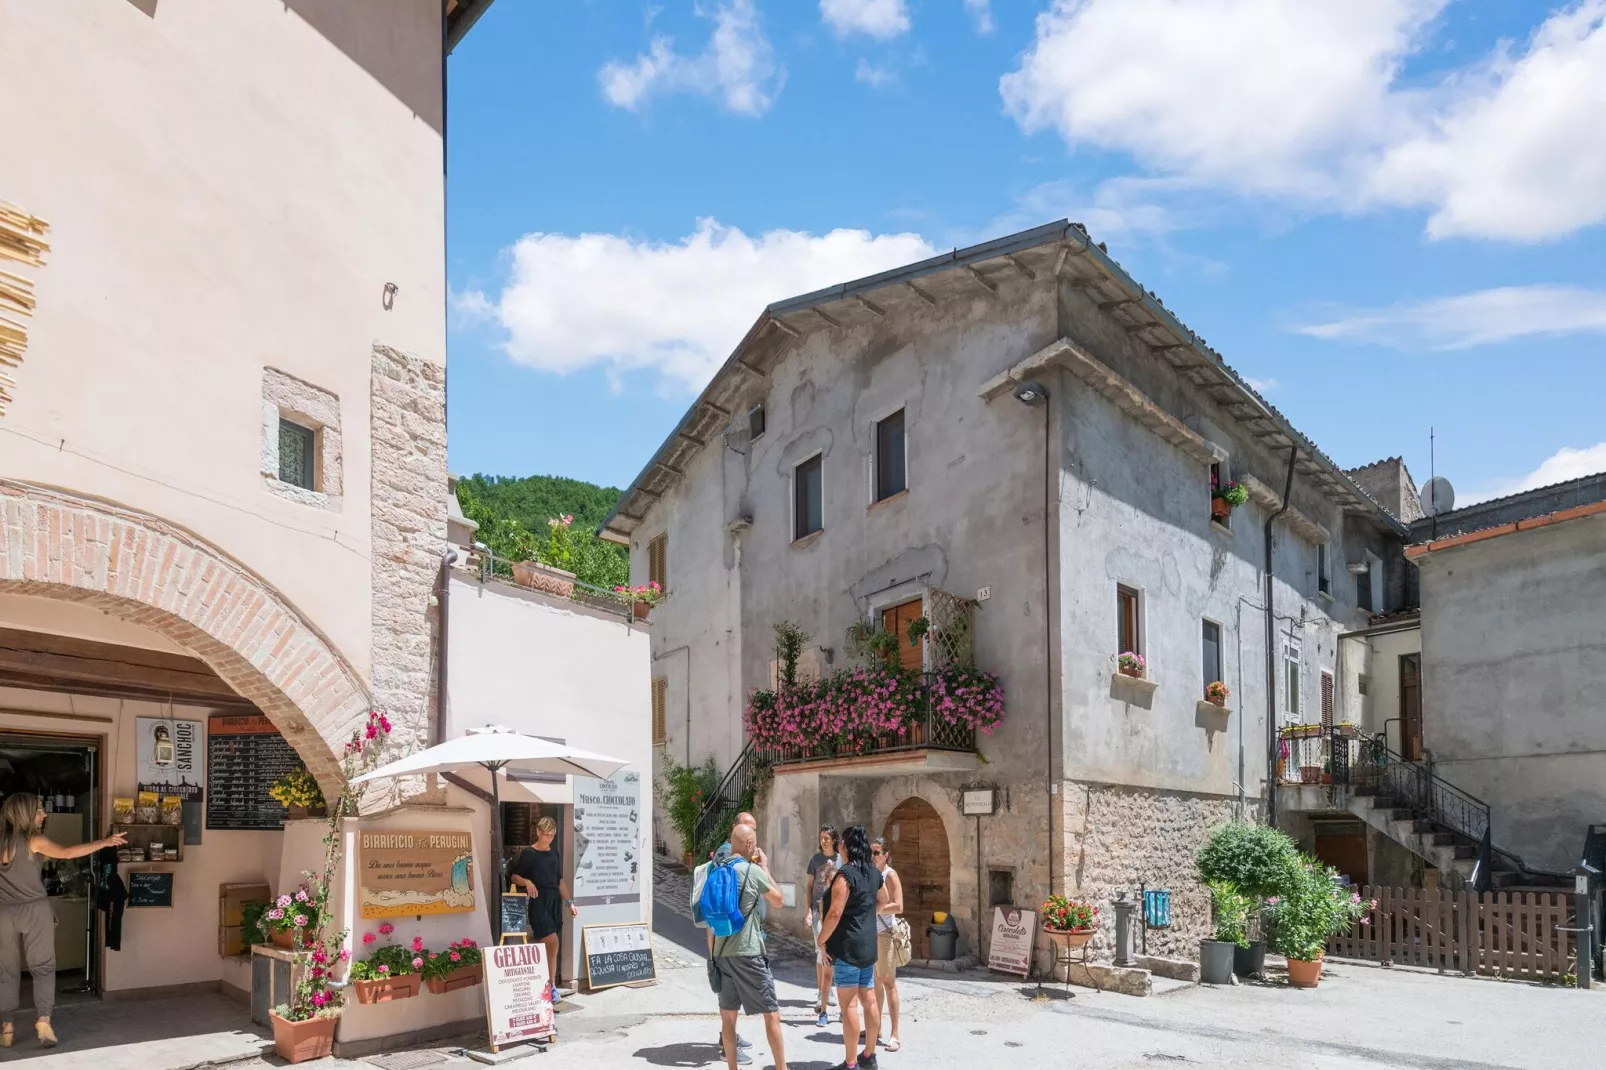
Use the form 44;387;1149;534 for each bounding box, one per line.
1196;822;1301;899
1266;859;1373;961
1206;881;1251;947
661;758;719;853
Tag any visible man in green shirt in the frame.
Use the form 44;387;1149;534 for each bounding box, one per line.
693;824;785;1070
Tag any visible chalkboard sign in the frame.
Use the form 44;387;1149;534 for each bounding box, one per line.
582;922;655;991
206;714;300;831
128;871;174;908
499;893;528;943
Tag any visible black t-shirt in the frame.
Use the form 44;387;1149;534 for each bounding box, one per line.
509;846;562;890
824;862;883;968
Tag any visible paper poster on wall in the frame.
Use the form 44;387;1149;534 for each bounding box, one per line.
357;829;476;918
571;770;641;904
988;906;1038;978
135;717;204;801
484;940;555;1050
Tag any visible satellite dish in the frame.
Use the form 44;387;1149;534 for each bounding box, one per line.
1422;476;1456;516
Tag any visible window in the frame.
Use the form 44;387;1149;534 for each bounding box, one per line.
1358;675;1370;697
1202;620;1223;698
875;409;907;501
1209;462;1228;527
1356;567;1374;612
1320;670;1334;728
794;454;823;540
1283;638;1302;716
648;533;668;592
651;678;668;746
1318;543;1331;596
748;404;766;441
278;418;317;490
1117;585;1142;657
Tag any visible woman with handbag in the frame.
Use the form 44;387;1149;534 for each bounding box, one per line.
871;837;907;1053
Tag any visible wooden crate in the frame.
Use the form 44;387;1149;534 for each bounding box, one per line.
219;881;271;957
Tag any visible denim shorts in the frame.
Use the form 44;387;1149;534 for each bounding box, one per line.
831;959;876;989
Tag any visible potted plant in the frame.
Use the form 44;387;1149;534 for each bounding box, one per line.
263;884;322;950
614;581;664;620
1267;860;1374;988
1205;681;1230;708
349;926;424;1003
1212;479;1248;519
1117;651;1145;679
1201;881;1248;984
1040;894;1098;950
269;767;326;819
422;939;485;994
905;615;930;647
1196;822;1301;979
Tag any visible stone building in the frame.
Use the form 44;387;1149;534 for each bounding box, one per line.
0;0;513;1048
602;221;1408;964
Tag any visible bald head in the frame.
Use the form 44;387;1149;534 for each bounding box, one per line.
730;823;757;858
736;812;756;829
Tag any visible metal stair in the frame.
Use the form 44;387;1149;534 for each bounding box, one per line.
689;740;764;860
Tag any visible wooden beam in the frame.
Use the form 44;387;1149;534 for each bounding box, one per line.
906;281;938;307
1098;297;1140;312
675;430;706;447
1007;255;1037;281
1052;245;1071;279
0;627;253;709
654;460;686;478
769;318;801;339
966;266;998;294
813;306;843;330
855;295;886;319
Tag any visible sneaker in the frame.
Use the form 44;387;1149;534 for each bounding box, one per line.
817;1010;830;1028
736;1051;753;1066
857;1055;879;1070
828;989;837;1006
738;1035;753;1050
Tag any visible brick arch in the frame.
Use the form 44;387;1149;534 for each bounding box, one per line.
0;480;369;790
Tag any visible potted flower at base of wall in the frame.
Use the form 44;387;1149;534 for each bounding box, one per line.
271;933;347;1065
1040;895;1098;949
423;940;485;994
614;581;664;620
1212;478;1248;520
1205;681;1230;708
1200;882;1249;984
349;926;424;1003
269;767;326;820
1117;651;1145;679
265;885;321;950
1267;860;1374;988
1196;822;1301;980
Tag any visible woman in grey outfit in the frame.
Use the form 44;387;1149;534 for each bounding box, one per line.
0;793;124;1048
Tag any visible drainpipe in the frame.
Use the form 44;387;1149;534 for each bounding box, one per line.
434;548;458;747
1264;447;1297;828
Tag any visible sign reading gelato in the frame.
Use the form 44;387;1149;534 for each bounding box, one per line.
571;770;642;905
358;829;476;918
483;939;555;1050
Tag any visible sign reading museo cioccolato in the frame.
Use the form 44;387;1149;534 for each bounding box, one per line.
358;829;476;918
571;770;642;905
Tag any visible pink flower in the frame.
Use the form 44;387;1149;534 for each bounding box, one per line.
310;990;329;1008
268;908;285;921
412;957;423;970
379;922;395;936
276;895;293;909
293;914;308;928
377;964;390;975
311;966;325;980
411;936;424;953
429;952;439;960
1267;897;1280;905
449;951;461;963
362;932;377;945
339;949;350;961
464;939;476;948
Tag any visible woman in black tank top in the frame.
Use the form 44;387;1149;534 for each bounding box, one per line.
816;826;884;1070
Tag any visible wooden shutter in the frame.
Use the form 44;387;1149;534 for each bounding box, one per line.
1321;670;1334;728
648;533;668;591
651;677;668;745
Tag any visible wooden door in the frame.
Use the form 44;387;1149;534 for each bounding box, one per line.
883;798;950;958
1400;654;1422;761
1314;831;1369;887
880;598;925;673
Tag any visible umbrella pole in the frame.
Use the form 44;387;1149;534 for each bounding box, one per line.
489;762;504;944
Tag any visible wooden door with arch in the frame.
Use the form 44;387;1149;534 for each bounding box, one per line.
882;797;950;960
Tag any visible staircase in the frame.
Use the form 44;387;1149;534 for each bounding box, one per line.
689;741;764;861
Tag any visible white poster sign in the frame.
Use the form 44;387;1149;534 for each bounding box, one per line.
484;940;555;1050
571;769;642;904
135;717;205;800
988;906;1038;978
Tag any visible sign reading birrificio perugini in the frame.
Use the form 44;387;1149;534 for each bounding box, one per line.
358;828;476;918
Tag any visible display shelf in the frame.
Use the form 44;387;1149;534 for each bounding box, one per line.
112;822;185;863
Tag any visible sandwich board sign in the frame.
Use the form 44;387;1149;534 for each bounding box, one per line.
483;939;555;1052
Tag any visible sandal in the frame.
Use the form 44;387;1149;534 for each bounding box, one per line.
36;1021;57;1048
1;1024;13;1048
883;1037;901;1052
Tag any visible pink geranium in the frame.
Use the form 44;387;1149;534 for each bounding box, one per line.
378;922;395;936
449;951;461;963
412;957;423;970
362;932;377;945
411;936;424;953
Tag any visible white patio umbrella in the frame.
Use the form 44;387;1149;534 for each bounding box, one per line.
351;725;628;939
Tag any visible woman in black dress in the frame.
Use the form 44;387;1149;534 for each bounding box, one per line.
507;816;576;985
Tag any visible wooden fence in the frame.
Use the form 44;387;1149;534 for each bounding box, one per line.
1328;886;1577;982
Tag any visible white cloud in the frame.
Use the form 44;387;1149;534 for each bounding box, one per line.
820;0;911;40
964;0;995;34
599;0;783;116
855;58;896;88
460;220;936;392
1464;442;1606;503
1297;285;1606;349
999;0;1606;242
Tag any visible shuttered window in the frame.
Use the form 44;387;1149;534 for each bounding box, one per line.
1321;670;1334;729
875;409;906;501
651;678;668;746
648;533;668;592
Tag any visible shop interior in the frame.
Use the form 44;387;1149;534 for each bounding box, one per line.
0;734;101;1004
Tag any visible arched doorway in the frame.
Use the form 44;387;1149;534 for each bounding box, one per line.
883;797;950;959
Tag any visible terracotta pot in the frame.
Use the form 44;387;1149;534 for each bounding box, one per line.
633;600;652;621
270;1012;337;1064
425;963;484;994
287;805;309;820
1043;927;1095;949
1207;694;1226;707
1300;766;1321;784
511;560;577;599
1118;665;1144;679
271;929;294;950
1286;955;1324;988
351;974;421;1003
1211;497;1232;520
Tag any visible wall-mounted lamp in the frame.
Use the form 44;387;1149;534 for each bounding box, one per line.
1013;380;1049;407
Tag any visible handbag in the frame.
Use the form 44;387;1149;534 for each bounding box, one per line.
889;917;914;968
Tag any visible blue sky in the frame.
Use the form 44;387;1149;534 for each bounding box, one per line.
445;0;1606;506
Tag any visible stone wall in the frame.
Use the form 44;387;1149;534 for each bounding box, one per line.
369;344;448;804
1061;780;1253;960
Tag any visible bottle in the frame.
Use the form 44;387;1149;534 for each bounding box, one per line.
65;792;75;811
43;797;52;813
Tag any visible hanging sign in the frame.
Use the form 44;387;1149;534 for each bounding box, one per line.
357;829;476;918
136;717;205;802
483;940;555;1052
988;906;1038;978
571;770;642;905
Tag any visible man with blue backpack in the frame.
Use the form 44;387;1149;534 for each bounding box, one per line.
693;822;786;1070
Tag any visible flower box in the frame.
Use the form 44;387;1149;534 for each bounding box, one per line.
512;560;576;599
270;1012;337;1064
1211;497;1232;520
425;963;484;995
351;974;421;1004
633;600;651;621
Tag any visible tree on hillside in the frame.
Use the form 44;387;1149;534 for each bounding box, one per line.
455;473;629;592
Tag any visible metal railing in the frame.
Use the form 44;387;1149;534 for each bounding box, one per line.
757;673;978;767
690;740;763;859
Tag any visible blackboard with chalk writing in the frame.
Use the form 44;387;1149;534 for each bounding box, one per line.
128;871;174;908
499;893;528;942
582;922;655;990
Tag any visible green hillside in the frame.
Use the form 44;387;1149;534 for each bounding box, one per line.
454;473;629;591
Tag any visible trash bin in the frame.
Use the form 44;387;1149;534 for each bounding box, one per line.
926;912;959;961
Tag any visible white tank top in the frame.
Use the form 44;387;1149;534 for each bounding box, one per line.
876;865;899;932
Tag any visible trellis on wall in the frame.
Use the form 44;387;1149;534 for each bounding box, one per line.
925;587;976;669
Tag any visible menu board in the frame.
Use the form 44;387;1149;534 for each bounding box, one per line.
484;940;555;1050
582;923;655;990
128;871;174;908
571;770;641;904
206;714;300;830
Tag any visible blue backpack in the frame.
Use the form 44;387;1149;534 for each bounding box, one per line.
698;858;751;939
